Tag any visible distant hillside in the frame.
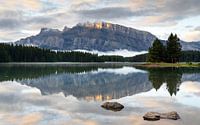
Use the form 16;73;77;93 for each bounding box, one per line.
16;22;200;52
16;22;157;51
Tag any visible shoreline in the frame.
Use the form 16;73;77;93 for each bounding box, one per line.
0;62;199;68
135;62;200;68
0;62;144;67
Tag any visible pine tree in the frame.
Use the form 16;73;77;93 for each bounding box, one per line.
0;46;10;62
166;33;182;63
148;38;165;62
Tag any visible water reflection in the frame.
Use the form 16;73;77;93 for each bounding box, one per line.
147;67;200;96
19;66;151;101
0;65;200;100
148;68;182;96
0;64;200;125
0;80;200;125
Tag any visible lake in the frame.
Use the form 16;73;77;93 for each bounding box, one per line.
0;63;200;125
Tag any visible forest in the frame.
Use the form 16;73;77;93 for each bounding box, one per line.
128;51;200;62
0;43;200;62
0;43;126;62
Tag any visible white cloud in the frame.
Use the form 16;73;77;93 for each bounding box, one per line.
0;0;200;42
182;31;200;41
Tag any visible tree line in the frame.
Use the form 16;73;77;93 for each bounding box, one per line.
0;44;129;62
129;51;200;62
0;42;200;62
0;44;101;62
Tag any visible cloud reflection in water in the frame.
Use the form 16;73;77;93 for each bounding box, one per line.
0;80;200;125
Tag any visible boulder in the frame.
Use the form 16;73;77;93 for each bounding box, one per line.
143;112;160;121
101;102;124;111
143;111;180;121
160;111;180;120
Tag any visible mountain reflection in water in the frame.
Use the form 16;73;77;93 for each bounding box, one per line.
0;64;200;101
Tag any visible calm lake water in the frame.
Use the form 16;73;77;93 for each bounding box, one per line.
0;63;200;125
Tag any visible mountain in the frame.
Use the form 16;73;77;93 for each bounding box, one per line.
16;22;157;51
180;41;200;51
16;22;200;52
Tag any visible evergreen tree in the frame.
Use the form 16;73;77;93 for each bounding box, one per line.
166;33;182;63
0;45;10;62
148;38;165;62
148;34;182;63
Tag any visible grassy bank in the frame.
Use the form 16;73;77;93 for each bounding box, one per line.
136;62;200;68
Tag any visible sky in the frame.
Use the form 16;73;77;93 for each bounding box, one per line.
0;0;200;42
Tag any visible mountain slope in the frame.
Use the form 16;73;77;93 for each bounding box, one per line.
16;22;157;51
180;41;200;51
16;22;200;52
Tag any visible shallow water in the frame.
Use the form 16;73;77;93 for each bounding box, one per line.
0;64;200;125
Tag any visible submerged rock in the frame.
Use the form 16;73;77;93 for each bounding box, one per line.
143;111;180;121
101;102;124;111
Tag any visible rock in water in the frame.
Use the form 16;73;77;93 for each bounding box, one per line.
143;111;180;121
160;111;180;120
143;112;160;121
101;102;124;111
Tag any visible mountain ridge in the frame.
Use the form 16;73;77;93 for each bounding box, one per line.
16;22;200;52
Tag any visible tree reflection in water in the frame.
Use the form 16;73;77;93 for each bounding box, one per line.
148;67;183;96
1;64;200;99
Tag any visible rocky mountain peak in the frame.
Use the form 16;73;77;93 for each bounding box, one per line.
76;22;146;35
40;28;60;34
77;22;113;30
63;26;70;32
15;22;200;52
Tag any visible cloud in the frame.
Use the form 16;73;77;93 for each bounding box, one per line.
0;1;78;41
75;0;200;27
6;113;43;125
0;31;28;42
76;6;157;21
71;0;97;5
1;0;200;42
0;0;42;11
0;13;55;31
0;10;23;30
0;18;22;30
26;16;55;26
77;7;135;20
163;0;200;17
135;15;178;26
128;0;200;26
182;31;200;41
194;26;200;31
185;25;193;28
